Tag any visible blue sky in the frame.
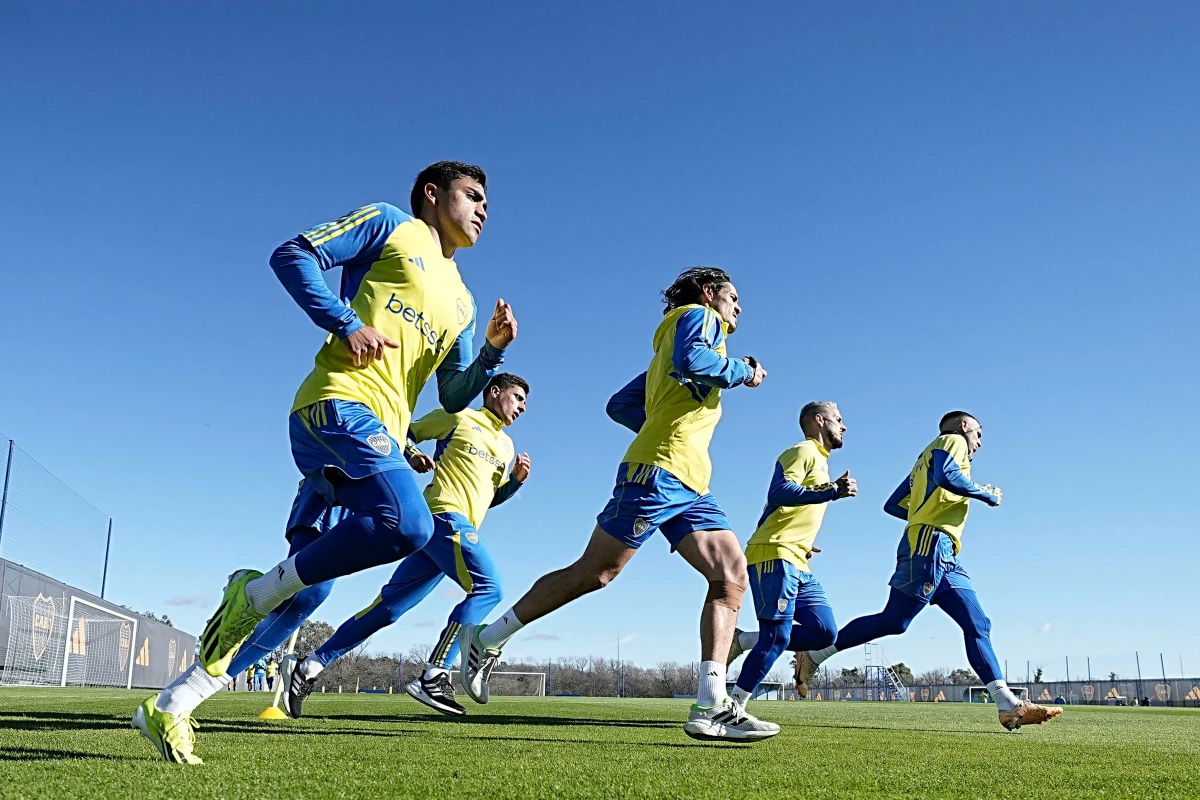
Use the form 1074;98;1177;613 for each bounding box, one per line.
1;1;1196;683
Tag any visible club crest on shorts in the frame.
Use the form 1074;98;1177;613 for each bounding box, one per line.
921;582;935;597
367;433;392;456
465;532;479;544
632;517;650;537
777;598;789;613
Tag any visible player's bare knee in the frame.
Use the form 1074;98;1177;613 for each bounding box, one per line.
704;577;747;611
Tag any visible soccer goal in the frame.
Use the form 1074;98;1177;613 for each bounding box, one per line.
450;671;546;697
59;597;137;689
967;685;1028;703
2;594;69;686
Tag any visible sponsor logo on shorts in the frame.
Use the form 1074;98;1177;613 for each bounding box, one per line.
777;598;789;613
367;433;393;456
632;518;650;537
465;532;479;544
921;582;935;597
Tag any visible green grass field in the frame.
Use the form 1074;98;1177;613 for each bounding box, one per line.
1;688;1196;799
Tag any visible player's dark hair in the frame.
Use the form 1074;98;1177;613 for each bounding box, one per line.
800;401;838;429
485;372;530;397
661;267;733;313
939;410;978;432
410;160;487;217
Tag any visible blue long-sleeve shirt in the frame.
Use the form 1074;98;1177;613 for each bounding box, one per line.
270;204;504;414
490;477;523;508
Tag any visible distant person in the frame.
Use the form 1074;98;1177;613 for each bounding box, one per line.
794;412;1063;731
266;659;277;691
725;401;857;720
253;661;267;692
283;374;532;719
133;161;516;764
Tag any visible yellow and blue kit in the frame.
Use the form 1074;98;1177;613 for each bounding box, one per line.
825;432;1005;684
733;440;843;697
271;202;505;497
598;304;753;550
882;432;999;602
312;405;525;671
406;406;520;530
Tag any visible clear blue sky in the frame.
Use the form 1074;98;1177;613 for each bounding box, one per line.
2;1;1196;683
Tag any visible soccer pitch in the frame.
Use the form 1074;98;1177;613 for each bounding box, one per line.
0;688;1196;799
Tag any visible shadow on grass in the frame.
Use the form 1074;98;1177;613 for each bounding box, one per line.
0;746;138;762
0;711;129;732
799;721;1011;737
468;735;751;749
321;713;679;730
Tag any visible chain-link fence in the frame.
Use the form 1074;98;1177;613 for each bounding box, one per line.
0;436;112;597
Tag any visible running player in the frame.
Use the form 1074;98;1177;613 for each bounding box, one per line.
281;373;532;718
460;267;779;742
133;161;517;763
725;401;856;714
794;412;1063;730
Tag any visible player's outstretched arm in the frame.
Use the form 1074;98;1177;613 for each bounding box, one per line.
883;477;912;519
671;308;756;389
405;409;458;472
606;372;648;433
436;300;512;412
491;453;530;508
929;450;1001;505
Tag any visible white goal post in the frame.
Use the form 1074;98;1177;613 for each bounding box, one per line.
968;685;1028;703
726;680;786;700
59;596;137;689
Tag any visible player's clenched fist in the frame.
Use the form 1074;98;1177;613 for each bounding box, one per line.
486;298;518;350
511;452;531;483
742;356;767;388
341;326;399;367
407;452;436;473
834;470;857;499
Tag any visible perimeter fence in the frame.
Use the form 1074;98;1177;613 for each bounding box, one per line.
0;436;112;597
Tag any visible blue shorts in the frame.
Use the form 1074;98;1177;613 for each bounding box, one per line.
596;463;730;551
289;399;409;504
748;559;830;621
888;525;974;603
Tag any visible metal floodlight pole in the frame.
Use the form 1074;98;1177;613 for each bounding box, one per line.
1135;652;1144;699
101;518;113;598
1087;656;1092;683
0;439;15;553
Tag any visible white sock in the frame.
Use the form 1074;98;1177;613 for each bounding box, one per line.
810;644;839;666
155;662;229;717
987;679;1021;712
737;630;759;651
299;655;324;680
697;661;727;708
730;685;751;709
423;664;449;681
246;556;307;614
478;608;524;650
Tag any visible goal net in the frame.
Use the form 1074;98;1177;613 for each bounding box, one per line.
450;671;546;697
2;595;137;688
968;685;1028;703
60;598;136;688
2;594;69;686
